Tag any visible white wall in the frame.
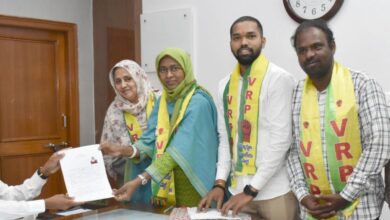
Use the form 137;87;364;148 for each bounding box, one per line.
143;0;390;218
0;0;95;145
143;0;390;98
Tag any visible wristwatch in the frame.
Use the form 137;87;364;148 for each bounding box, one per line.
37;167;49;180
243;185;258;198
138;174;148;185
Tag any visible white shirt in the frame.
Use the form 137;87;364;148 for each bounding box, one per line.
0;172;46;219
216;62;296;200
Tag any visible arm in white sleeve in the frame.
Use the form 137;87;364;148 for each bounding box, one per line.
215;77;232;181
0;171;47;216
0;199;45;216
249;71;296;190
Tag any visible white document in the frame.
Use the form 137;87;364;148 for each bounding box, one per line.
60;144;113;202
187;207;251;220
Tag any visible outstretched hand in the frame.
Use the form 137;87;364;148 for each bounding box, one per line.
40;150;67;177
113;179;141;201
99;142;125;157
44;194;84;210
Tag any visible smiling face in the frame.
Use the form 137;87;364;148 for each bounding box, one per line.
113;67;138;103
295;27;335;80
158;56;185;90
230;20;265;67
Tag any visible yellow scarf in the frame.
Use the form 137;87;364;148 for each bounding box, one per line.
153;87;196;206
300;62;361;219
223;54;268;187
124;93;155;142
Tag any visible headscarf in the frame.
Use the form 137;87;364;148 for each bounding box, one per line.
102;60;155;183
155;47;197;101
109;59;153;129
155;48;197;127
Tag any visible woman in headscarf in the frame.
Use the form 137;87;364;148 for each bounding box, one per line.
109;48;218;207
100;59;157;204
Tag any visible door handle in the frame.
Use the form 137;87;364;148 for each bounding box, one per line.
45;141;68;152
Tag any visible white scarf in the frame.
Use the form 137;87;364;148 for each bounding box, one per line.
102;60;156;181
109;60;154;130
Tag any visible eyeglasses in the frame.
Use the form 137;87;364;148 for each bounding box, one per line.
158;65;182;75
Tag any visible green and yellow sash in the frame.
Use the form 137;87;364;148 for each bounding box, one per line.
152;86;196;206
123;92;156;142
223;54;269;187
300;62;361;219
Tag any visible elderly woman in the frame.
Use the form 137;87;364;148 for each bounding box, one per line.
107;48;218;207
100;59;157;203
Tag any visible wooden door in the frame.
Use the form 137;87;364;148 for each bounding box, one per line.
0;16;79;198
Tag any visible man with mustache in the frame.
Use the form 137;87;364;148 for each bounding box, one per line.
287;19;390;220
198;16;299;219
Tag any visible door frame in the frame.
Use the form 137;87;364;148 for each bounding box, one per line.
0;15;80;149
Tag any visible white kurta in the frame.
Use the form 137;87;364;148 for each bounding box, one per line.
216;62;296;200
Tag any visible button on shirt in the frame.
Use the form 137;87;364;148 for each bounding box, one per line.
0;172;46;219
216;62;296;200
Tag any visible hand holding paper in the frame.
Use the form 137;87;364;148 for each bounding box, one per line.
60;144;113;202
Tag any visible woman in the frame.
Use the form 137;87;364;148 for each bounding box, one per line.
109;48;218;207
100;59;157;203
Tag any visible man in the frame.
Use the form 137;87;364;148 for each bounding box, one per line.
0;151;82;219
287;19;390;220
198;16;298;219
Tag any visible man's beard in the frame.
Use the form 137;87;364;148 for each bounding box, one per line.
234;47;261;66
302;58;334;80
